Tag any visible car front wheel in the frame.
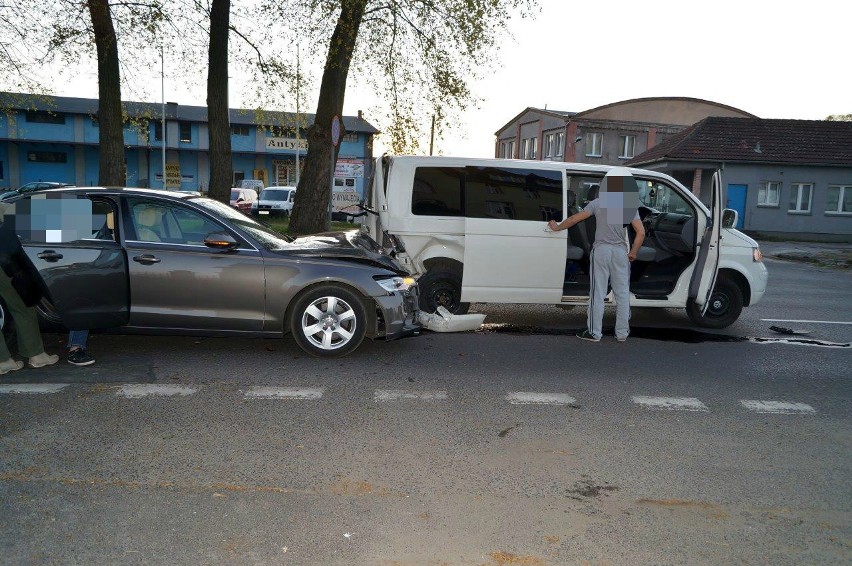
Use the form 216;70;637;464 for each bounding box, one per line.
417;264;470;315
686;276;744;329
289;284;367;357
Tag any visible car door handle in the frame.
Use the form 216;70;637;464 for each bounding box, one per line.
37;250;63;262
133;254;161;265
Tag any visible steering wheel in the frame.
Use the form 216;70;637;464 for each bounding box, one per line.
650;213;678;256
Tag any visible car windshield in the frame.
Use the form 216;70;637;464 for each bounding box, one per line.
193;197;295;247
260;189;289;201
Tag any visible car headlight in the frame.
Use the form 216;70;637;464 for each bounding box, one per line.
375;276;416;293
753;247;763;262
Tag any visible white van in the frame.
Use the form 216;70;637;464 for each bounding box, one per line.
252;186;296;217
361;156;768;329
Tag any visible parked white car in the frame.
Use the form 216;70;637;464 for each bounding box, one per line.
361;156;768;329
251;186;296;217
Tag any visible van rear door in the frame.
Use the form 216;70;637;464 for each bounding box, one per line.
689;170;723;312
461;166;566;304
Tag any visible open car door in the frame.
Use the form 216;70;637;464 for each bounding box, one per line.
688;169;723;312
21;196;130;329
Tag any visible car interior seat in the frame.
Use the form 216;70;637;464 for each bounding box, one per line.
135;207;163;242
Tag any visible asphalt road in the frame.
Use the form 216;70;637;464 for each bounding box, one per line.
1;257;850;565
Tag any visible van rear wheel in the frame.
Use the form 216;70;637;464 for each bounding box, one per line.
686;276;743;329
418;267;469;315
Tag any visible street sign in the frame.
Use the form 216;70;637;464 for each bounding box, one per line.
331;115;341;148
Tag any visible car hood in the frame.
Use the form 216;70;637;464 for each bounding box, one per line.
284;230;405;273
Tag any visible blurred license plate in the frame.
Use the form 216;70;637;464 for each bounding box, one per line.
259;210;269;215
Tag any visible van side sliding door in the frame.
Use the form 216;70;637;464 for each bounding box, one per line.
461;166;566;304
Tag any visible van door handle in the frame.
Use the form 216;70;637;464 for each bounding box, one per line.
37;250;63;262
133;254;161;265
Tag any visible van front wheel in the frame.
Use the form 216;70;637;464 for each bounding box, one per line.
418;267;469;315
686;277;743;329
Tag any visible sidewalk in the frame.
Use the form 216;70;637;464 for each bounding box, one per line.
756;239;851;270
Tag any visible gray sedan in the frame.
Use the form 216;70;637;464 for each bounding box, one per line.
10;187;420;357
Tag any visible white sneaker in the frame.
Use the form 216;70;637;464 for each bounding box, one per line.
28;352;59;368
0;359;24;374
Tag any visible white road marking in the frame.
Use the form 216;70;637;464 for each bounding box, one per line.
0;383;69;394
740;400;816;414
506;392;578;406
632;396;709;412
374;389;448;401
242;386;324;400
117;384;199;398
761;318;852;325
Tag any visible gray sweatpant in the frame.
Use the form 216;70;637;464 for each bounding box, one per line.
588;243;631;340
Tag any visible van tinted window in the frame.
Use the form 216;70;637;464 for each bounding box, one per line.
412;167;464;216
465;167;562;221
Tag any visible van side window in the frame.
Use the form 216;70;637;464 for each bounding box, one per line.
465;167;562;221
412;167;464;216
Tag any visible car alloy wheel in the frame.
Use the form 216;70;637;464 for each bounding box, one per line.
290;284;367;357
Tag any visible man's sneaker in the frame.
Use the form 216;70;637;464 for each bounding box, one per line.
67;349;95;367
576;330;601;342
616;336;628;343
28;352;59;368
0;359;24;375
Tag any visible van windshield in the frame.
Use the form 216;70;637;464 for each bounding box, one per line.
259;189;289;201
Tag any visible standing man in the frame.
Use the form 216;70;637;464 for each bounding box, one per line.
548;168;645;342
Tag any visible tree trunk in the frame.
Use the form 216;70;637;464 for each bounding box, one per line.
207;0;232;203
288;0;367;236
88;0;125;186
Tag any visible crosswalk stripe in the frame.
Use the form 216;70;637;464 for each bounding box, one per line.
242;386;324;400
740;400;816;414
117;384;199;398
632;396;709;412
0;383;69;394
374;389;448;401
506;392;578;406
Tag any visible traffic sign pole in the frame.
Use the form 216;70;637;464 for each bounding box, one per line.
329;115;341;230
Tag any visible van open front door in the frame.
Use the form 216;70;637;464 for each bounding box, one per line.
688;169;723;313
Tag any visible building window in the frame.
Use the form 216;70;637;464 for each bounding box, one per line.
25;110;65;124
554;132;564;159
153;121;163;142
543;134;554;159
618;135;635;158
230;124;250;136
788;182;813;214
179;122;192;143
521;137;537;159
826;185;852;215
0;161;4;180
233;171;245;185
585;133;603;157
27;151;67;163
758;181;781;207
343;132;358;142
499;140;515;159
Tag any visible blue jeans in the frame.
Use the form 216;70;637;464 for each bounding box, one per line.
67;330;90;350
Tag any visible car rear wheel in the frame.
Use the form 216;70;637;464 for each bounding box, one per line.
686;276;743;329
417;265;470;315
289;284;367;357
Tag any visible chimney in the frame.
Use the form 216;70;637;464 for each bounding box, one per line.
357;110;363;120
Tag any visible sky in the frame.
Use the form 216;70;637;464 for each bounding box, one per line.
49;0;848;158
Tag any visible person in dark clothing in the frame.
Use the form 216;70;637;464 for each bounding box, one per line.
0;206;58;372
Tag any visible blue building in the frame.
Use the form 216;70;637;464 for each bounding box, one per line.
0;92;378;199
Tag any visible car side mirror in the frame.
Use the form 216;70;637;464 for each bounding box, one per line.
204;232;239;250
722;208;738;229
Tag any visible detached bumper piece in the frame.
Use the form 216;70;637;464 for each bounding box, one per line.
418;306;486;333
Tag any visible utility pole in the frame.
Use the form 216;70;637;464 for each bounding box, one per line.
161;44;166;189
295;44;300;185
